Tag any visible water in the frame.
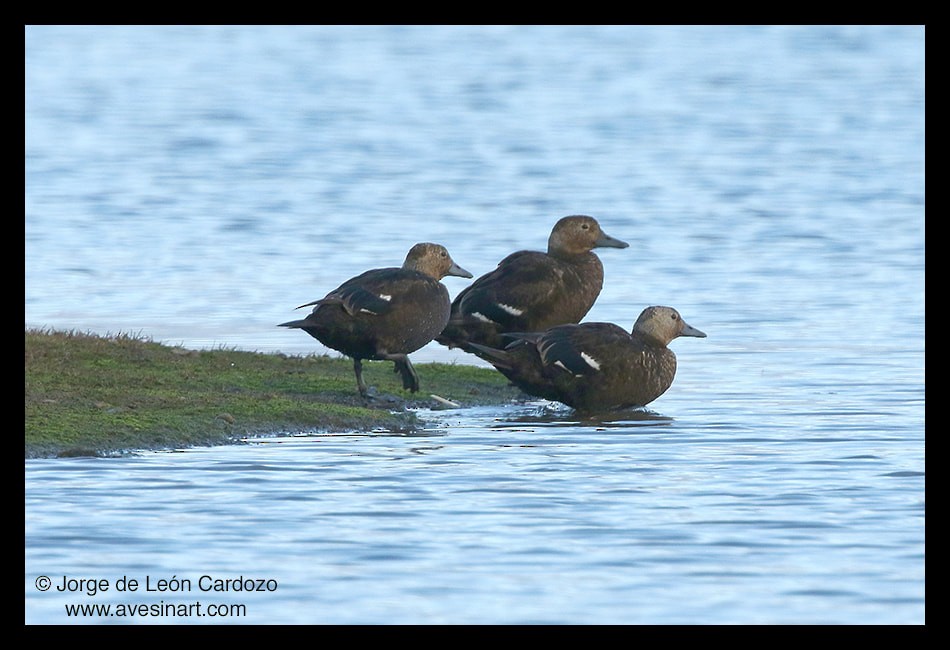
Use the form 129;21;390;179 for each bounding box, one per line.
25;25;925;624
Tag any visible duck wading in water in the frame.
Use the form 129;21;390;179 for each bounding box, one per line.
470;306;706;412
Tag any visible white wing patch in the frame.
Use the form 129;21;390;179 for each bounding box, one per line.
497;303;523;316
553;360;585;377
472;312;495;323
580;352;601;371
378;294;392;301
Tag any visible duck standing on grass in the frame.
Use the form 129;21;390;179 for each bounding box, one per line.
470;306;706;412
280;243;472;398
436;215;628;353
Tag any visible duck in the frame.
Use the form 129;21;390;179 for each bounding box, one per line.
435;215;628;352
279;242;472;397
469;306;706;412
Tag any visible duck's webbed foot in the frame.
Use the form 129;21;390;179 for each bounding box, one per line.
380;353;419;393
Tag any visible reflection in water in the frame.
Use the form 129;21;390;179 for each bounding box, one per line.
490;402;676;429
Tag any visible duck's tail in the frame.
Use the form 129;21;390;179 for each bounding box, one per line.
467;342;514;369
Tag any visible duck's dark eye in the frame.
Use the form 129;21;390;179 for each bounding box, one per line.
581;223;590;230
671;313;679;321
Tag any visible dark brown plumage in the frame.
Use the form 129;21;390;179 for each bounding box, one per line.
280;243;472;397
470;306;706;412
435;215;628;352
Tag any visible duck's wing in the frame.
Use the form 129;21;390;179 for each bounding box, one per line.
451;251;563;330
527;323;631;377
296;268;404;317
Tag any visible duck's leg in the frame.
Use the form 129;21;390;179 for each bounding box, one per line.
353;358;369;397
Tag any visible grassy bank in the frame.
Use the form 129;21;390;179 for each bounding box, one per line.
25;329;521;459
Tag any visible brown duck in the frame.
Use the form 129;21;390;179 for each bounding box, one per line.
470;306;706;412
436;215;628;353
280;243;472;397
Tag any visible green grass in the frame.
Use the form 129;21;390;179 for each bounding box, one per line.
25;328;521;458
